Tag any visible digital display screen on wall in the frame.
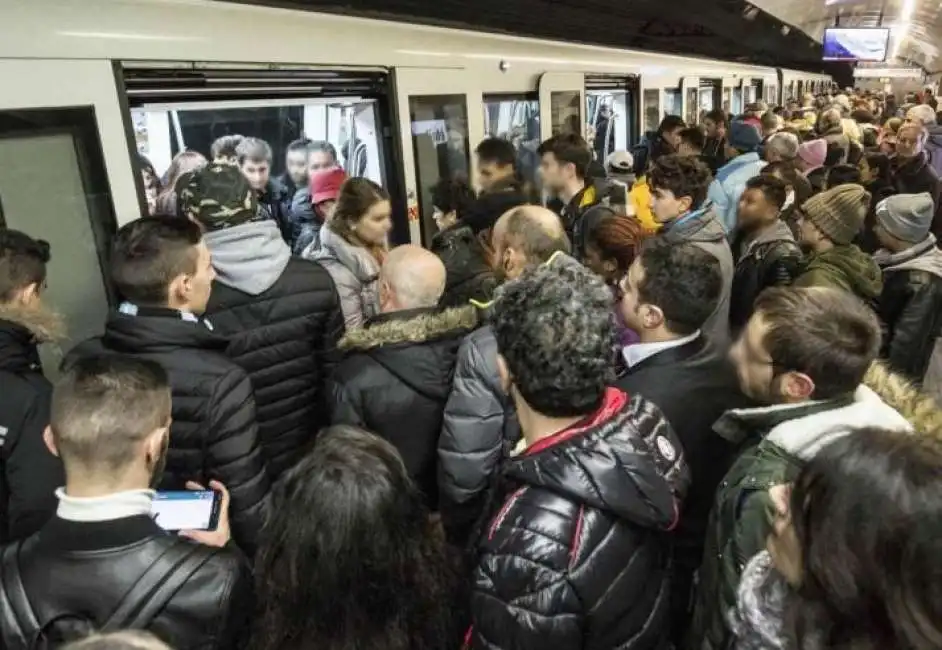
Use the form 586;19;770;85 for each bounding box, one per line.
822;28;890;61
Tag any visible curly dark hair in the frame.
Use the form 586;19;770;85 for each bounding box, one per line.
636;238;722;336
250;425;461;650
647;154;713;209
782;428;942;650
492;256;614;417
744;175;788;211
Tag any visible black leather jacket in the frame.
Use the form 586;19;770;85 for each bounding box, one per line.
0;515;252;650
729;222;802;334
876;238;942;384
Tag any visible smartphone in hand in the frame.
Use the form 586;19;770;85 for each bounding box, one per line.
151;490;222;532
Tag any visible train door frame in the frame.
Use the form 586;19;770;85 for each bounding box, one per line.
0;58;129;372
116;62;406;243
538;72;586;142
394;67;486;246
585;74;640;161
681;77;699;125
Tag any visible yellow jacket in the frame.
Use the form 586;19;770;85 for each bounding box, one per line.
628;176;661;234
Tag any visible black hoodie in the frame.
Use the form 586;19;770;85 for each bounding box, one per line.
327;306;479;508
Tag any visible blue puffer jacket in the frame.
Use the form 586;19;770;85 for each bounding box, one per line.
708;153;767;233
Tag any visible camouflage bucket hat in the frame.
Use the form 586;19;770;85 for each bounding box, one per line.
179;163;259;230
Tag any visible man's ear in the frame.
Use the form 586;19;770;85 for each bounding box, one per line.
496;353;512;395
780;371;815;402
43;425;59;458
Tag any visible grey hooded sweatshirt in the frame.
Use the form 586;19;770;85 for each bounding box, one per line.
203;220;291;295
657;203;734;342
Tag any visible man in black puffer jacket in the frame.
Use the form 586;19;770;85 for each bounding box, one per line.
64;217;270;555
328;245;477;508
470;257;689;650
438;206;570;545
183;164;345;480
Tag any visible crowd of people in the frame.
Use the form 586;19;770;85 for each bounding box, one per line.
1;86;942;650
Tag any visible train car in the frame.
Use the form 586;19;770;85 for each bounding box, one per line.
0;0;832;363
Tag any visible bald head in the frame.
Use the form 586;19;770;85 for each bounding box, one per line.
381;244;446;311
491;205;571;281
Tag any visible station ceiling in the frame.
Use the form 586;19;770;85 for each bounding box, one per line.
752;0;941;73
224;0;850;78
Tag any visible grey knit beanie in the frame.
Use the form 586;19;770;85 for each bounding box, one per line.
875;192;935;243
802;183;871;246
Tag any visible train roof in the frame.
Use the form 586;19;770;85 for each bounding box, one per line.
1;0;832;80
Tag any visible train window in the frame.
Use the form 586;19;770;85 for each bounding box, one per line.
0;107;117;376
408;94;469;246
586;91;630;164
732;87;743;115
483;94;540;186
132;99;385;198
699;88;715;115
663;89;682;118
744;85;757;105
686;88;699;125
549;91;582;136
723;88;732;114
643;89;659;134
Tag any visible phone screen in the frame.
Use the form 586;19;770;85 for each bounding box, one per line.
151;491;219;532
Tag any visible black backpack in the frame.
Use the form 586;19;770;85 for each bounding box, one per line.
0;537;215;650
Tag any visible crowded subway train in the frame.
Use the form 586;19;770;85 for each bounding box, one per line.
3;1;942;650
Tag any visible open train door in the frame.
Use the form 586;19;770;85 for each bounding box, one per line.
538;72;586;141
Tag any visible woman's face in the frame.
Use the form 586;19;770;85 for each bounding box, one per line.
354;199;393;246
766;484;803;587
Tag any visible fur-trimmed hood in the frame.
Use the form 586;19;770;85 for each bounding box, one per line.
340;305;478;351
0;304;65;374
338;305;479;404
864;360;942;436
0;304;64;344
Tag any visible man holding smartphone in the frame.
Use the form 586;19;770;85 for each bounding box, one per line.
0;355;250;650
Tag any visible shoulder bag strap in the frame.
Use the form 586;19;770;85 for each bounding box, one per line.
0;540;40;647
104;539;215;631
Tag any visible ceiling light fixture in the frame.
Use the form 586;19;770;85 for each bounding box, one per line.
892;0;917;59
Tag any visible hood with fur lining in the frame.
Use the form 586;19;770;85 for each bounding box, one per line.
339;305;479;351
716;360;941;458
0;304;65;373
338;306;480;403
0;304;65;343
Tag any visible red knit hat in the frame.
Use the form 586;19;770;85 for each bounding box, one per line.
310;167;346;205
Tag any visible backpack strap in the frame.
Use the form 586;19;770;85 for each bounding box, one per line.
0;539;40;647
104;538;216;631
